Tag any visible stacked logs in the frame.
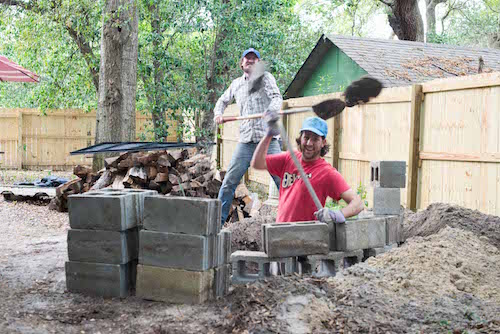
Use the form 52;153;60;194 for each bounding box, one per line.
49;148;222;212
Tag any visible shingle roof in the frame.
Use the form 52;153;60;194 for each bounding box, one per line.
285;34;500;96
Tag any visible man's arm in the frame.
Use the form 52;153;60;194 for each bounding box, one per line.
263;73;282;115
339;189;364;218
213;82;234;124
315;188;364;223
250;135;273;170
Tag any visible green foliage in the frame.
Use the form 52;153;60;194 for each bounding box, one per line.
0;1;102;112
427;0;499;48
325;182;368;214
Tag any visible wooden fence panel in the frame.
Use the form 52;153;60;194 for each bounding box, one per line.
0;110;20;168
0;109;178;170
217;72;500;215
419;74;500;214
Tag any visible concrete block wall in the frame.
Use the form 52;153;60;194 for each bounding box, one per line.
136;196;229;303
66;189;156;298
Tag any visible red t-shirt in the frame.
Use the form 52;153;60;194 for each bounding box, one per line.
266;151;350;223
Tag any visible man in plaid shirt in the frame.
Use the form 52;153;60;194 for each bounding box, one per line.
214;48;282;225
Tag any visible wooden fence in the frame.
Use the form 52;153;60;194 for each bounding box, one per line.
219;72;500;215
0;109;178;170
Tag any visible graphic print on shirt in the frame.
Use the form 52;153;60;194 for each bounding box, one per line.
281;172;312;188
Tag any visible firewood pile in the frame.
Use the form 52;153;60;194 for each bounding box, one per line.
226;183;262;224
49;148;223;212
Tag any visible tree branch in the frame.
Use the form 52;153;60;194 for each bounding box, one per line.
0;0;34;10
378;0;393;7
65;24;99;91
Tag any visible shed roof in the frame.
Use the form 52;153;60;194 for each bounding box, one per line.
285;34;500;97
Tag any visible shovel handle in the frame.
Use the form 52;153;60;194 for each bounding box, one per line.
221;107;313;123
278;122;323;211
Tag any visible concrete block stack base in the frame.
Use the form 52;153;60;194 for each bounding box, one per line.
65;260;137;298
139;230;215;271
136;264;213;304
230;251;295;284
262;221;329;258
68;192;138;231
385;215;402;245
363;243;398;261
373;188;401;215
68;228;139;264
137;196;226;303
96;188;158;227
143;196;220;235
302;250;363;277
214;264;231;299
66;191;141;297
216;229;232;267
370;161;406;188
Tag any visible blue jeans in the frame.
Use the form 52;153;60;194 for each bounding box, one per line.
218;140;281;225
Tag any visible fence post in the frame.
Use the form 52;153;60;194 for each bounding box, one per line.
281;101;289;151
407;84;423;211
17;110;23;170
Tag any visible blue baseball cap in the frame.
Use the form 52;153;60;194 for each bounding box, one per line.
300;117;328;137
241;48;261;59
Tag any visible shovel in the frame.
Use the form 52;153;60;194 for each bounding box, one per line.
224;71;383;123
221;100;346;123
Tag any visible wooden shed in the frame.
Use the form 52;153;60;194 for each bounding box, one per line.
285;34;500;98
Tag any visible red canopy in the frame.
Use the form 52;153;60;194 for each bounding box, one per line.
0;55;39;82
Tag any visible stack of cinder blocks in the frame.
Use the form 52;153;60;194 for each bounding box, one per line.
364;160;406;258
230;160;406;281
136;196;231;303
231;221;330;283
65;188;157;298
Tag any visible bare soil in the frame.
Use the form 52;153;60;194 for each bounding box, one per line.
1;187;499;333
402;202;500;249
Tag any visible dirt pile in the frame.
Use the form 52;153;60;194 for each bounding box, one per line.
219;276;335;333
337;227;500;303
402;203;500;249
225;204;277;252
325;227;500;332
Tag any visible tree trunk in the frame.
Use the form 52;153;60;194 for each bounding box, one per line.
425;0;447;40
382;0;425;42
151;7;167;141
93;0;139;170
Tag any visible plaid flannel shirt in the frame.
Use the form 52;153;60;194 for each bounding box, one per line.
214;72;282;143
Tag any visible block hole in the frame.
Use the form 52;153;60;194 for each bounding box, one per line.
344;256;360;268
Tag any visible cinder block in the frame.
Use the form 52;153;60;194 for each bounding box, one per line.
139;230;215;270
373;188;401;215
335;217;386;251
363;247;384;259
136;264;213;304
68;192;137;231
143;196;221;235
370;161;406;188
98;189;158;226
385;215;402;245
327;222;336;251
214;264;231;299
65;260;136;298
230;251;291;284
306;250;363;277
216;229;232;266
262;222;329;258
67;228;138;264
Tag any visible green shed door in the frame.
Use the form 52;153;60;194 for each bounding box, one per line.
299;46;368;97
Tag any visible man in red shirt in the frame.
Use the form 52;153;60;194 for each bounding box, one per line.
251;116;364;223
